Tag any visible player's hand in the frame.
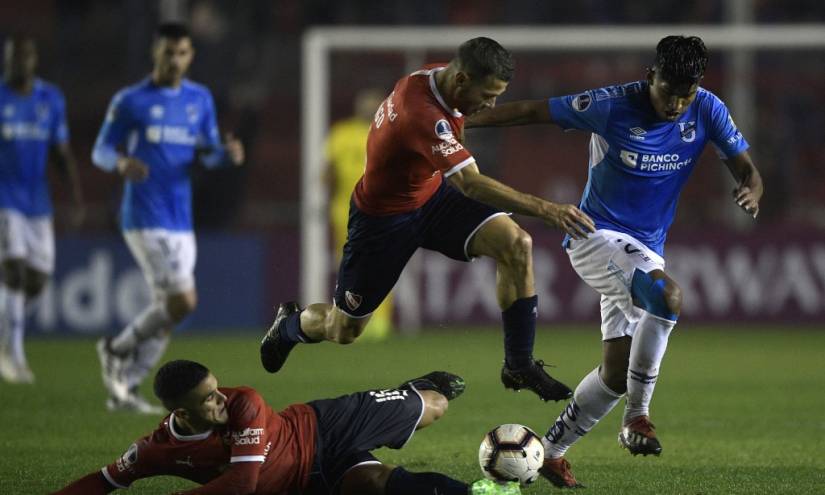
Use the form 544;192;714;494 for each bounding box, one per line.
732;183;761;219
224;133;245;166
116;156;150;182
543;202;596;239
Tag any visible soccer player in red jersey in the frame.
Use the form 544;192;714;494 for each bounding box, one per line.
53;360;520;495
261;37;594;402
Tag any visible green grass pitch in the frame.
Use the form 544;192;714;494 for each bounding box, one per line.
2;326;824;494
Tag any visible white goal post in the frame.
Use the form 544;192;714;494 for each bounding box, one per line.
301;23;825;307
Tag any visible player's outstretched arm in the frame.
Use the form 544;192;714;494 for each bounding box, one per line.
51;471;116;494
465;99;552;128
171;461;259;495
448;162;594;239
723;150;763;219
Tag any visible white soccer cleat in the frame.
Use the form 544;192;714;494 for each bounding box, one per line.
96;338;130;402
107;392;165;415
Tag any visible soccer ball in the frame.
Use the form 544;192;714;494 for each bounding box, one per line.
478;423;544;485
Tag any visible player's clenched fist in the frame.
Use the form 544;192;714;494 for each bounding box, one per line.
732;183;761;219
116;156;150;182
224;132;245;166
542;202;596;240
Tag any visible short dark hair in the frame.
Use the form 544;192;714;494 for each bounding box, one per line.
153;360;209;409
653;35;708;86
455;37;514;82
155;22;191;41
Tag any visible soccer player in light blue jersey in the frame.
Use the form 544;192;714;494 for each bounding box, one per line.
91;23;244;413
0;35;85;384
466;36;763;487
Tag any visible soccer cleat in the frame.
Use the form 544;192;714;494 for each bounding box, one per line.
260;302;302;373
107;391;165;415
501;359;573;402
400;371;465;400
539;457;584;489
470;479;521;495
96;337;130;402
619;415;662;456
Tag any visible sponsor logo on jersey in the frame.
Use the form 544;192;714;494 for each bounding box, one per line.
572;93;591;112
434;119;453;139
629;127;647;141
232;427;264;446
150;105;165;119
145;125;197;145
185;104;200;124
345;290;362;311
619;150;693;172
1;123;50;141
431;139;464;158
175;456;194;467
369;389;408;403
678;121;696;143
116;443;139;473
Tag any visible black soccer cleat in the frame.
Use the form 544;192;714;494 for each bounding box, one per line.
260;302;302;373
501;359;573;402
401;371;466;401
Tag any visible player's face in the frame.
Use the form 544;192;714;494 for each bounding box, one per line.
183;373;229;426
3;39;37;84
648;71;700;122
152;36;194;86
454;73;508;115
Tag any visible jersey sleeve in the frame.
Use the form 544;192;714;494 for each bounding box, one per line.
408;111;474;178
50;89;69;145
706;94;750;159
197;90;227;168
100;438;160;489
226;389;269;464
548;89;611;134
92;90;133;171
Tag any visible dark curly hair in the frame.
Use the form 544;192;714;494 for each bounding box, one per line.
653;35;708;86
455;37;515;82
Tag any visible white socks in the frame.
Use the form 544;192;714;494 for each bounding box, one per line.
624;310;676;424
0;286;27;367
126;332;171;390
110;302;172;354
543;367;623;458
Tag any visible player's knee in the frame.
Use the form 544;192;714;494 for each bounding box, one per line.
23;271;48;299
499;228;533;269
2;260;26;290
425;391;449;421
630;270;680;321
600;365;628;394
166;291;197;322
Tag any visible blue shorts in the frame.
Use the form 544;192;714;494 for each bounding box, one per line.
304;386;424;494
333;181;504;317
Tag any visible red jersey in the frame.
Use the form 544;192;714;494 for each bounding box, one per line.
353;65;475;215
100;387;317;495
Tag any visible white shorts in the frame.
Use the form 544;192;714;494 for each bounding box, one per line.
566;229;665;341
123;229;197;297
0;208;55;274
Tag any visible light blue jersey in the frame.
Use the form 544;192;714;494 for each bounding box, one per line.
0;79;68;216
550;81;749;255
92;78;227;231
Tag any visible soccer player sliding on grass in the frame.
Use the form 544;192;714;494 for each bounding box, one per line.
466;35;763;487
54;360;520;495
261;37;595;403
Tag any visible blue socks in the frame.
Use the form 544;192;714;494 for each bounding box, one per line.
386;467;468;495
502;295;538;369
281;311;319;344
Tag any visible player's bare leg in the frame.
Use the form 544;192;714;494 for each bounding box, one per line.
620;268;680;456
0;258;34;383
467;215;573;401
261;302;372;373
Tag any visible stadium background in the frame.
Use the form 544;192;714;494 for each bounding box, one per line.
2;0;824;334
2;1;825;494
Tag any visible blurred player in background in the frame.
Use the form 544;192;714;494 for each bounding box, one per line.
325;88;393;340
54;359;520;495
466;35;764;487
91;23;244;413
262;37;595;402
0;35;84;384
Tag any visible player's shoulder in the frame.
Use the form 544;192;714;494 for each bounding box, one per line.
111;78;153;107
33;78;65;100
225;386;264;406
588;80;646;105
694;86;727;112
181;79;214;100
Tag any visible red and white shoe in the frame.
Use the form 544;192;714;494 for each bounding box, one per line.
539;456;584;488
619;415;663;456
